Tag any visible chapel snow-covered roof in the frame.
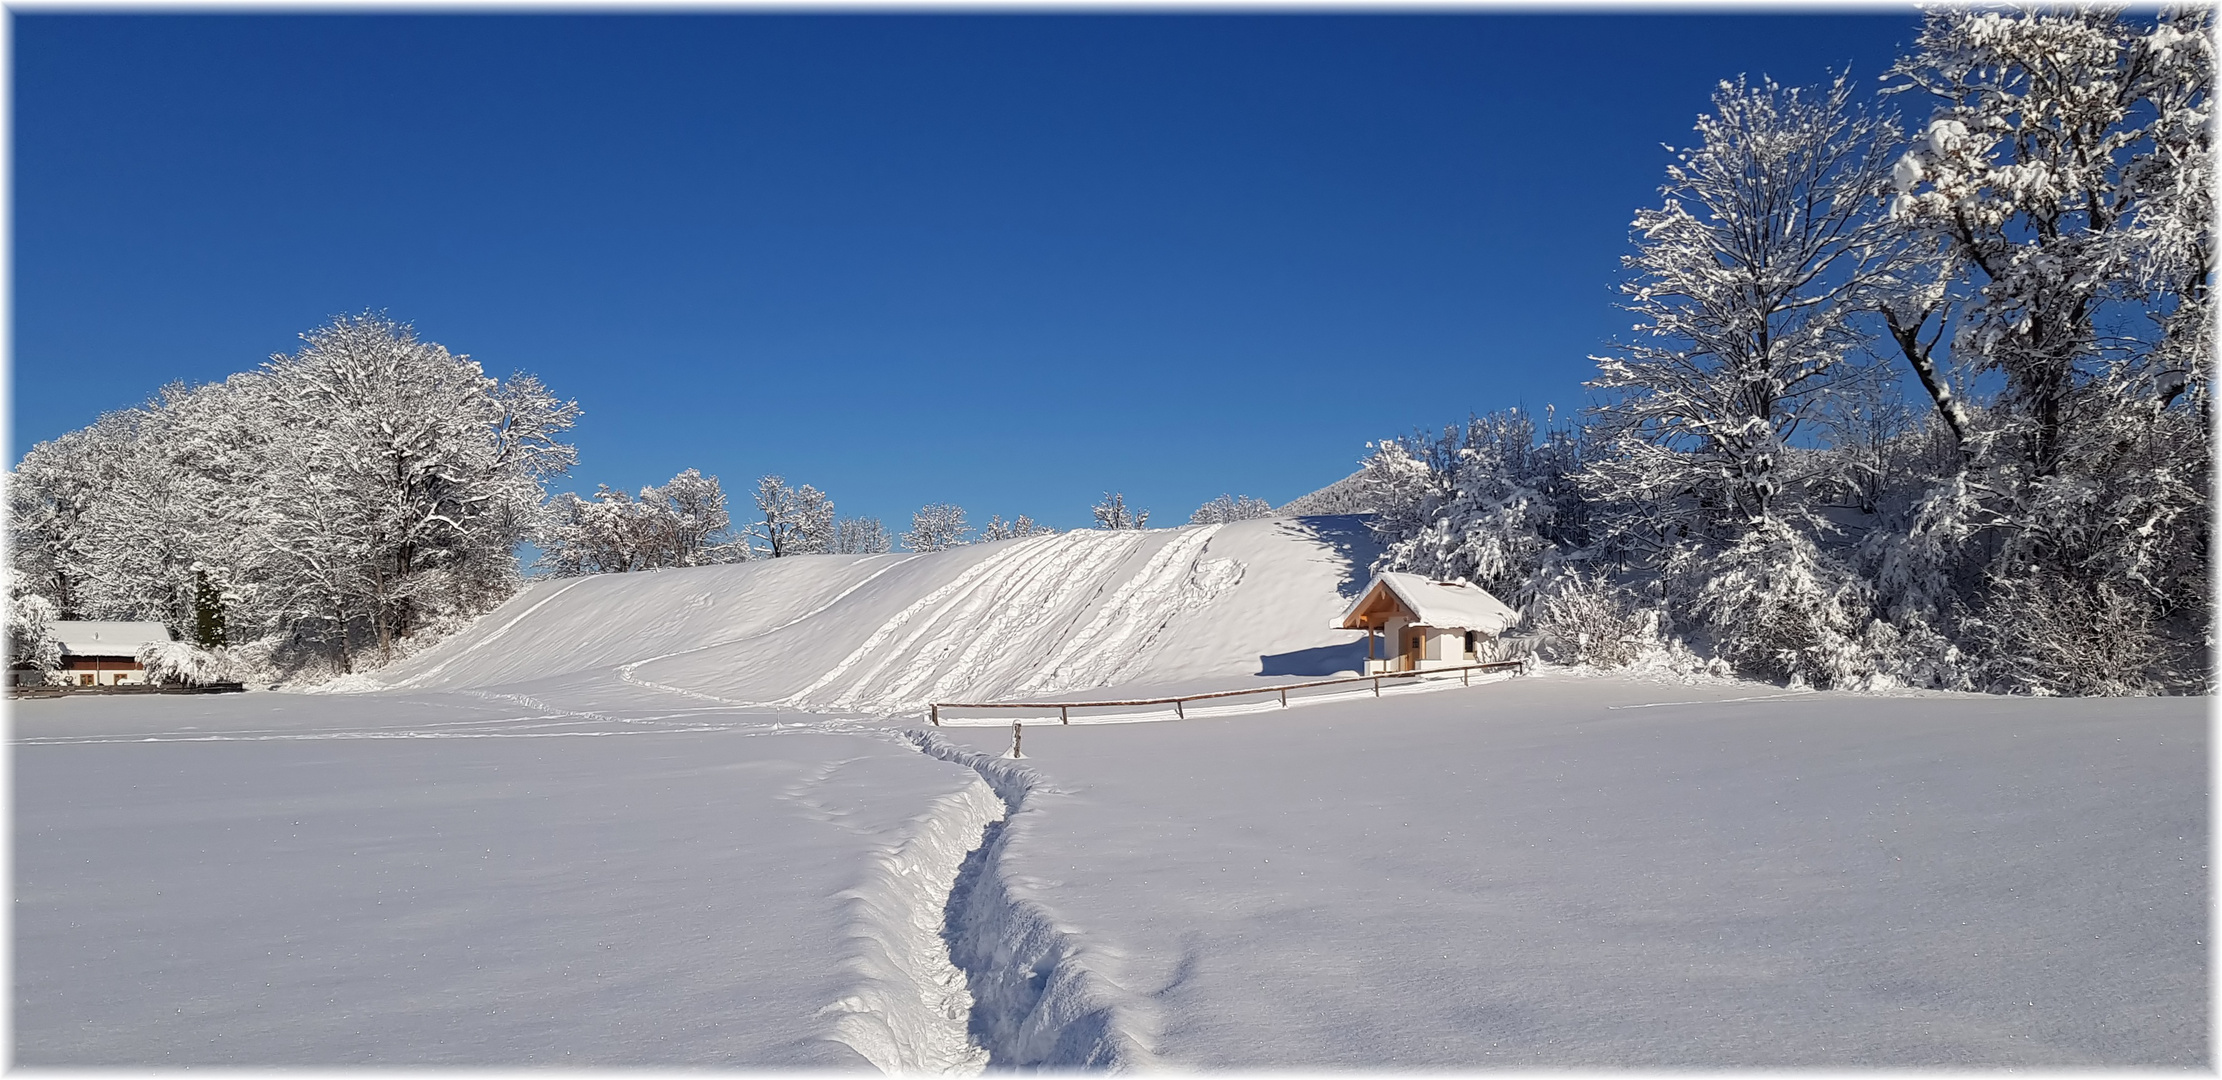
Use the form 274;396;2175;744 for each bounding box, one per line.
52;621;174;658
1335;572;1519;634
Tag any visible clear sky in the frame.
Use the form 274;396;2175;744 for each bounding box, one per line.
12;11;1927;532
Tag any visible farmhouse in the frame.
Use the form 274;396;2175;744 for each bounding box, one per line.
45;621;175;687
1336;572;1519;675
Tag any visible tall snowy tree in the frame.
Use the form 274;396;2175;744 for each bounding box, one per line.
1876;6;2213;690
262;314;579;665
1883;6;2213;469
1578;74;1900;687
1584;73;1899;552
748;476;836;557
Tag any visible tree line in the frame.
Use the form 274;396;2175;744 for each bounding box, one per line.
1349;8;2210;696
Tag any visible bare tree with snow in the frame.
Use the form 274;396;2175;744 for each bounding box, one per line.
830;516;893;554
1091;493;1149;530
1188;494;1274;525
979;514;1054;542
902;504;972;552
749;476;836;558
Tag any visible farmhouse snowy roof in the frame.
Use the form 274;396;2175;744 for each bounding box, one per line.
51;621;173;658
1335;573;1519;634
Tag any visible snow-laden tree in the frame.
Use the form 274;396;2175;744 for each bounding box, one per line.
830;516;892;554
902;504;972;552
1676;517;1872;688
1883;6;2213;467
1188;494;1275;525
1361;410;1586;603
656;469;736;566
1524;567;1666;670
261;314;579;665
1091;493;1149;530
7;591;64;677
539;469;742;575
979;514;1054;542
137;639;235;687
11;314;578;679
1873;6;2213;690
6;413;140;618
748;476;835;557
1584;73;1898;553
540;486;663;575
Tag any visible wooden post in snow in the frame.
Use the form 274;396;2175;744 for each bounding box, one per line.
1175;699;1185;720
1060;704;1069;725
930;703;940;726
1010;720;1023;759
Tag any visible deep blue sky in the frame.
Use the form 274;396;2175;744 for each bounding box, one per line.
13;12;1926;531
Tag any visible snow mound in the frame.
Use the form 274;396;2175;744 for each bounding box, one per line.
373;516;1379;716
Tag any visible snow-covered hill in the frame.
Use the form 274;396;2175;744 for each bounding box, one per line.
371;515;1382;716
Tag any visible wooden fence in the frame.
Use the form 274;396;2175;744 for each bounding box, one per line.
929;660;1525;726
9;681;247;699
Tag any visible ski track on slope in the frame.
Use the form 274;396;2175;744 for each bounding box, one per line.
824;531;1155;716
824;537;1085;714
376;578;594;691
815;537;1082;713
1015;525;1228;696
614;554;924;708
779;534;1083;713
900;530;1156;712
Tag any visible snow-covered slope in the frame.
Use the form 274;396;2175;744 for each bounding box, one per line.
373;516;1381;716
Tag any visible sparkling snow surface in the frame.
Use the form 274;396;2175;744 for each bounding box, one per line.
12;517;2208;1067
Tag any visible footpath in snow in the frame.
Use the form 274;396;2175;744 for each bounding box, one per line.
12;516;2208;1067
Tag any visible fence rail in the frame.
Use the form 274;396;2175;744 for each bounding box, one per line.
929;660;1525;725
9;681;247;699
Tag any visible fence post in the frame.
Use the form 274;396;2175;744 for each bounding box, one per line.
1175;699;1185;720
931;703;940;726
1463;667;1470;687
1373;676;1381;697
1011;720;1023;759
1279;688;1288;708
1060;704;1069;725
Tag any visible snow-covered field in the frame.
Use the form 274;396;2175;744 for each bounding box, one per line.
11;518;2208;1067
